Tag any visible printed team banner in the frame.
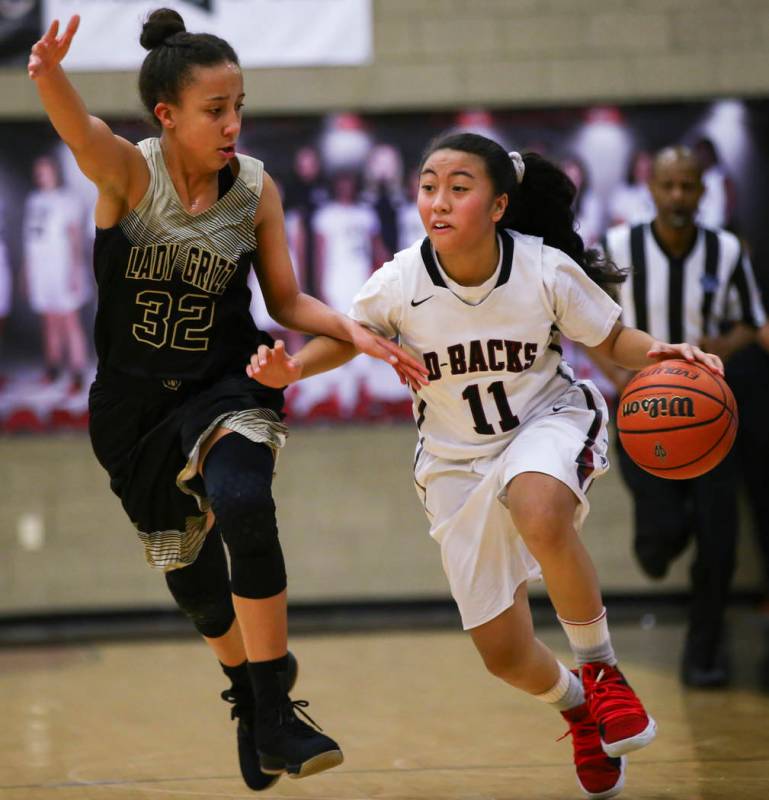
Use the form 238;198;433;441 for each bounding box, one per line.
0;0;41;67
2;0;372;69
0;101;768;433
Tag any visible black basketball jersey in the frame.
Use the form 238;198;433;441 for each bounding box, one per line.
93;138;272;385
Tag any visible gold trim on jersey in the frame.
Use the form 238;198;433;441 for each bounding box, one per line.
120;138;262;274
137;407;288;571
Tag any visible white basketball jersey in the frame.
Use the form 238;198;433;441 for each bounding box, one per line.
24;188;81;270
350;229;621;460
313;201;379;311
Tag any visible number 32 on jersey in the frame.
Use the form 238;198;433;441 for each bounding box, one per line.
132;290;214;351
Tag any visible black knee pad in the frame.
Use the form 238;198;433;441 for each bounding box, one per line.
164;528;235;638
203;433;287;599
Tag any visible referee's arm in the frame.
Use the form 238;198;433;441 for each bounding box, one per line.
759;324;769;352
704;247;769;360
701;323;755;363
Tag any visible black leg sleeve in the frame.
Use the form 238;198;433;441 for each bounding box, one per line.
203;433;287;599
165;526;235;638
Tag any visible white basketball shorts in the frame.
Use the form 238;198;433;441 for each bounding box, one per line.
27;256;90;314
413;381;610;630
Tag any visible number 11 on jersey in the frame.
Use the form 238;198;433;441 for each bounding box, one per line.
462;381;520;435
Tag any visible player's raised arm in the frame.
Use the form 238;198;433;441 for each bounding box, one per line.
28;16;141;199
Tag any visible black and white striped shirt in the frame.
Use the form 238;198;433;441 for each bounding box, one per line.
604;222;767;342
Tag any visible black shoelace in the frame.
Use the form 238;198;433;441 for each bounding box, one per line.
221;687;252;723
279;698;323;733
222;688;324;735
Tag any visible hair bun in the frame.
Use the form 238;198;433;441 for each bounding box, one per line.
140;7;186;50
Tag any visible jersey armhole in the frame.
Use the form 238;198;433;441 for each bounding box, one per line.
234;154;265;202
124;139;158;221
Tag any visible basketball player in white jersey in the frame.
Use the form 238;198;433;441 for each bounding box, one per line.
608;150;655;227
249;133;723;798
23;154;89;390
693;137;735;231
294;171;386;417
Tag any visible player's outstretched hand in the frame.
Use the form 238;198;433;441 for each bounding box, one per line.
246;340;302;388
647;340;724;376
350;322;429;391
28;16;80;79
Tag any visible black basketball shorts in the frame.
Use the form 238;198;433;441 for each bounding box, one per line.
89;371;286;571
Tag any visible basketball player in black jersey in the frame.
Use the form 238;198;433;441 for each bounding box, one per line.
28;8;427;791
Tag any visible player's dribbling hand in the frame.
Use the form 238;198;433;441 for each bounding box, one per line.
647;340;724;376
349;323;429;391
28;16;80;79
246;340;302;388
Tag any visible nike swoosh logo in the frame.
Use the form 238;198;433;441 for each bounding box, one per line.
410;296;434;307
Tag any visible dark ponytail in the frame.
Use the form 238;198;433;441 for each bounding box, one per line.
420;133;625;290
138;8;239;125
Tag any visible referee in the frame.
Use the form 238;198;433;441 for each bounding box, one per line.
603;146;768;688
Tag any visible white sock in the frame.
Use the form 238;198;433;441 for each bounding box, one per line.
558;607;618;666
533;661;585;711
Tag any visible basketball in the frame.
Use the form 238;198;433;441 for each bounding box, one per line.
617;359;738;480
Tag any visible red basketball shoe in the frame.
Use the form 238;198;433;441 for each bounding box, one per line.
561;702;626;798
582;663;657;757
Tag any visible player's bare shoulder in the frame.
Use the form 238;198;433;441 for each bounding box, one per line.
93;135;151;229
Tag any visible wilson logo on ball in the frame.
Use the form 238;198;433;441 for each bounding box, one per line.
617;359;738;480
621;396;694;419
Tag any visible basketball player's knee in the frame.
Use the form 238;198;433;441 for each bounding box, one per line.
165;568;234;638
513;506;572;553
209;477;286;598
210;476;278;557
480;642;533;683
481;648;512;680
203;435;279;557
203;435;286;599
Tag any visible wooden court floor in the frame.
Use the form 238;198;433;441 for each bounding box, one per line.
1;619;768;800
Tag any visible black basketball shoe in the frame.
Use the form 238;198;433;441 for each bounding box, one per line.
221;651;299;791
253;669;344;779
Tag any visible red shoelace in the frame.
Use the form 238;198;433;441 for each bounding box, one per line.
559;706;622;791
583;664;647;739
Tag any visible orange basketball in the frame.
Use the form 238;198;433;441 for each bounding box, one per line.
617;359;738;480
